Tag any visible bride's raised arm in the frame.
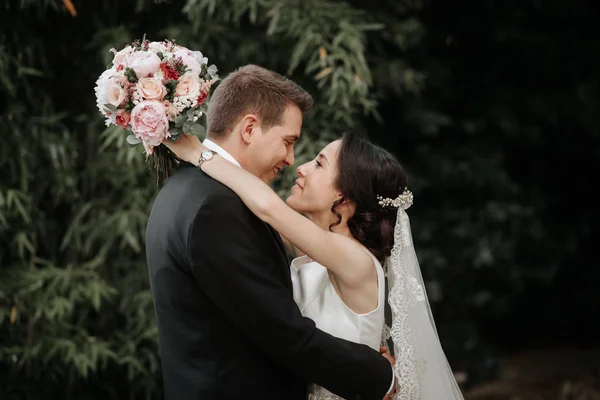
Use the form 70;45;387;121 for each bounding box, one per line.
163;135;373;287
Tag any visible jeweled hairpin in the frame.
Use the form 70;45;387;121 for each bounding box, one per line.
377;188;413;210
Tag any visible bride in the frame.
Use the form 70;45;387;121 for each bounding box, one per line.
164;131;464;400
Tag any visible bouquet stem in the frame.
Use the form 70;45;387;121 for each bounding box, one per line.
149;144;179;185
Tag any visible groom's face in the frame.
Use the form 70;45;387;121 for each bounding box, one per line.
246;104;303;183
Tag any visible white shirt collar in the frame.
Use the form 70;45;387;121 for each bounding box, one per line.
202;138;241;168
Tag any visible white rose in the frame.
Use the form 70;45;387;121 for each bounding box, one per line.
174;73;201;99
95;68;127;114
111;46;133;67
192;51;208;66
173;49;202;76
126;51;161;78
137;77;165;100
95;68;114;114
148;41;168;54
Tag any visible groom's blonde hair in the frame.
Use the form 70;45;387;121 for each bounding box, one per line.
207;65;313;138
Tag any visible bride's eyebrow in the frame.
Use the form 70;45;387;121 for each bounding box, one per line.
317;153;329;165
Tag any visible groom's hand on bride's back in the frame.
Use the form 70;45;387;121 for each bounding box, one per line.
379;347;398;399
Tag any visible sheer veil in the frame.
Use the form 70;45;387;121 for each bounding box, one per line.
380;192;464;399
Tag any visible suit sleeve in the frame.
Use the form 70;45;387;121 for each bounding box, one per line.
188;193;392;400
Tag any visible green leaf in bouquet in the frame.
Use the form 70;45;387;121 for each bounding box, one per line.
126;135;142;145
185;108;203;124
197;103;209;114
182;121;193;133
164;79;178;95
124;67;138;83
177;63;188;76
173;115;188;127
103;104;118;113
168;126;183;138
188;123;206;136
156;52;164;60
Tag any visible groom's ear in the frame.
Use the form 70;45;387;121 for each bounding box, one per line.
240;114;260;145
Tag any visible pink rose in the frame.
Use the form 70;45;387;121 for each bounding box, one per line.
173;49;202;76
115;110;131;128
106;80;127;107
175;73;201;99
130;100;170;147
137;77;165;100
126;51;161;78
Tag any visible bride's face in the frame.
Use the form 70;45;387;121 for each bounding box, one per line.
286;140;343;218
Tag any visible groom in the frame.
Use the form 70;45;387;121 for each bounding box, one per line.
146;65;395;400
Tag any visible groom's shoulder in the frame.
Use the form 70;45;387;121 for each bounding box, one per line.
163;164;241;204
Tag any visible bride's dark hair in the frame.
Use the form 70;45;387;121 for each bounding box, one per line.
330;132;408;263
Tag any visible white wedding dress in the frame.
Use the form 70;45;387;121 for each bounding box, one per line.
289;199;465;400
290;249;386;400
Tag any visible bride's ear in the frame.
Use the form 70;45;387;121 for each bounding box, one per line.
240;114;260;144
334;196;356;214
336;191;352;206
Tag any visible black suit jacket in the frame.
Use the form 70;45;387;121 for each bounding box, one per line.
145;164;392;400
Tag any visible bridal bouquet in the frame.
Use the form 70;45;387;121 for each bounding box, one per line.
95;38;219;162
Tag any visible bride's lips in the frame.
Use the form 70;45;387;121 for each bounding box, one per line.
294;179;304;190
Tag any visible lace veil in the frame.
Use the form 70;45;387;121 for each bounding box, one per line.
380;191;464;399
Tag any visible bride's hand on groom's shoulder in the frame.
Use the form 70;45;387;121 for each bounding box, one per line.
162;134;203;165
379;346;394;364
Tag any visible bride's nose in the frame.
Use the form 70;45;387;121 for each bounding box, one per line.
296;163;307;177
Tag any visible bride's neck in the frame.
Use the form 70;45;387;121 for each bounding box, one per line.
305;212;353;239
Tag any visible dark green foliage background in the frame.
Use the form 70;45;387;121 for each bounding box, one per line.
1;0;597;398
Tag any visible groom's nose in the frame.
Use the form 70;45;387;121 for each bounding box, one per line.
284;146;295;167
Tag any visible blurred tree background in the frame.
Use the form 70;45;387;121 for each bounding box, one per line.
0;0;598;399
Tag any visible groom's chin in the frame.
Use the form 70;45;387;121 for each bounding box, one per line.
262;171;280;184
260;175;274;185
